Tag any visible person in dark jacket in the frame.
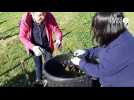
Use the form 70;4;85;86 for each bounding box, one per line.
71;12;134;87
19;12;62;85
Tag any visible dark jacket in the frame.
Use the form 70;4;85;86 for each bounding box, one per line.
80;31;134;87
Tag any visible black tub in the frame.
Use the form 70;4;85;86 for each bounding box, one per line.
43;53;100;87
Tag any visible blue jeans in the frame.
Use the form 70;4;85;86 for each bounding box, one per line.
33;51;52;81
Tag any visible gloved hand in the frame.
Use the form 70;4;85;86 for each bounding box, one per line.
73;49;87;57
55;40;61;48
71;57;81;66
32;46;43;56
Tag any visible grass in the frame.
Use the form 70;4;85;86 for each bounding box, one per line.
0;12;134;87
0;12;22;39
0;12;34;86
53;12;95;52
125;12;134;34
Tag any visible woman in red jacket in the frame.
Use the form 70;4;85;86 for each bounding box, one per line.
19;12;62;85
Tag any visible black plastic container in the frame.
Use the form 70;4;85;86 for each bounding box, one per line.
43;53;100;87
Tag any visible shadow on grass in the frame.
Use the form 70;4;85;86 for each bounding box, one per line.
0;26;19;40
0;56;32;77
4;26;19;33
0;20;7;25
3;71;35;87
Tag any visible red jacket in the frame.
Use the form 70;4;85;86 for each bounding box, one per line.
19;12;62;53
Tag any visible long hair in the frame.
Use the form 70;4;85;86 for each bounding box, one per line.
91;12;127;46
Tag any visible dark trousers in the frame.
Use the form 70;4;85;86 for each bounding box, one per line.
33;51;52;81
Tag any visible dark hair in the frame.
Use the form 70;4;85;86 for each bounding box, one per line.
91;12;127;46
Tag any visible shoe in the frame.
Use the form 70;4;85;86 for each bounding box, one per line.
42;79;48;87
32;80;44;87
32;80;48;87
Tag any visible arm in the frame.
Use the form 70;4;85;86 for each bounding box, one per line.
79;52;127;78
19;18;34;51
79;60;101;78
86;46;103;58
49;13;62;43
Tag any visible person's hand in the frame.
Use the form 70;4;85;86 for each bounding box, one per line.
71;57;81;66
55;40;61;48
73;49;87;57
32;46;43;56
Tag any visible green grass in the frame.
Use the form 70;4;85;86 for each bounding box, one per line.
125;12;134;34
0;12;134;87
0;12;35;86
54;12;95;52
0;12;23;39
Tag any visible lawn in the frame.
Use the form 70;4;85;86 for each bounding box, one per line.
0;12;133;87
